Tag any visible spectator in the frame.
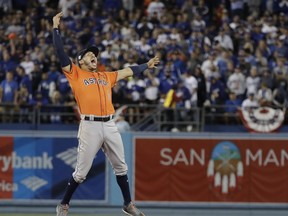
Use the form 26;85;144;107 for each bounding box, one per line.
193;0;209;22
136;17;154;38
246;66;261;96
254;48;268;68
50;91;64;124
186;50;202;73
278;0;288;14
100;44;118;63
37;72;56;104
236;49;250;76
194;65;207;107
22;33;36;54
103;0;122;13
15;85;31;123
58;0;78;17
89;32;105;52
183;70;198;107
30;62;42;95
260;67;275;89
19;54;35;76
201;52;220;92
0;50;17;80
29;90;49;122
0;71;19;122
261;16;278;35
168;50;187;79
126;74;146;123
183;70;198;128
272;80;288;108
251;22;265;45
241;92;259;110
120;21;134;40
230;0;245;18
191;13;206;32
224;91;242;124
158;63;178;100
209;76;227;104
57;73;71;96
14;65;32;94
213;27;234;51
0;71;18;104
126;75;145;103
257;82;273;106
144;70;160;104
47;63;61;83
163;81;191;131
273;57;288;83
147;0;165;19
227;65;246;99
274;35;288;58
217;49;233;82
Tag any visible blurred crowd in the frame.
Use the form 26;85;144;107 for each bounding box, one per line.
0;0;288;124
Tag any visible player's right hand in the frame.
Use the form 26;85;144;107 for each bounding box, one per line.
53;12;63;28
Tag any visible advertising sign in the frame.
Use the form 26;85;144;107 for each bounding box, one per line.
0;137;106;200
135;138;288;203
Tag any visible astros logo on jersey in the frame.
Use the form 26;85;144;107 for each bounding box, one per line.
83;77;108;86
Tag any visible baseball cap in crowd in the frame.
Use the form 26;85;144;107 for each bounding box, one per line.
77;46;99;63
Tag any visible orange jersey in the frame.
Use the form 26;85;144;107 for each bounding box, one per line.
64;63;118;116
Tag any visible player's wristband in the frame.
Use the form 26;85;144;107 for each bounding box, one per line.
129;63;148;76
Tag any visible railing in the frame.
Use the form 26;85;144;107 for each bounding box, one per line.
111;103;206;132
0;103;286;131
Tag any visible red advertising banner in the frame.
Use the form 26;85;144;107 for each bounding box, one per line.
0;137;14;199
135;138;288;203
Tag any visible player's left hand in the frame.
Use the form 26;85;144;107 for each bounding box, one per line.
147;56;160;69
53;12;63;28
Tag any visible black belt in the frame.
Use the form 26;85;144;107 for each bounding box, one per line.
84;115;113;122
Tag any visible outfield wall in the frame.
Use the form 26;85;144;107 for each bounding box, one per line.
1;130;288;210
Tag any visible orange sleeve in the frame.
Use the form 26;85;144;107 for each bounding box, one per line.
106;71;118;87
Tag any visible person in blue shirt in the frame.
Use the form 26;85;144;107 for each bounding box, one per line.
38;72;55;104
0;71;18;103
0;71;19;122
158;64;178;101
224;91;242;124
57;73;71;96
47;63;61;83
15;65;32;94
0;51;17;82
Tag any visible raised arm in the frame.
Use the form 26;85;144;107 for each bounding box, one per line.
117;56;160;81
52;12;71;73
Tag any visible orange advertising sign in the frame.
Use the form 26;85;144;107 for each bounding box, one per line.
134;138;288;203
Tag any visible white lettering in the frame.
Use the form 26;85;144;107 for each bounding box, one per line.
160;148;205;166
281;150;288;166
160;148;172;166
263;150;279;166
0;180;18;192
1;155;11;172
160;148;288;167
0;152;53;171
246;149;262;166
190;149;205;165
173;149;188;165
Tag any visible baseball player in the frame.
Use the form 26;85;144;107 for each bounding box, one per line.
52;12;159;216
